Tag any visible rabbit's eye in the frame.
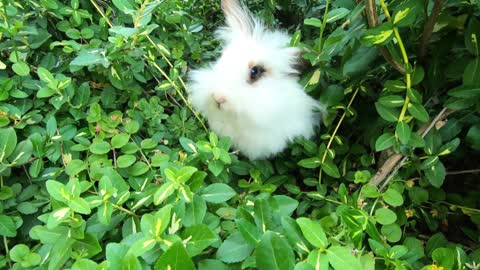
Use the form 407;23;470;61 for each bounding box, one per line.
249;65;265;82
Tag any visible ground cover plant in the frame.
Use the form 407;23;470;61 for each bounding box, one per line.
0;0;479;269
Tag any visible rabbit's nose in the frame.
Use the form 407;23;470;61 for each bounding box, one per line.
213;95;227;108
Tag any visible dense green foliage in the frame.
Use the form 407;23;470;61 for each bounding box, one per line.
1;0;480;269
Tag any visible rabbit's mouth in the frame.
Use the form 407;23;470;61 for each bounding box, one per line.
212;94;227;110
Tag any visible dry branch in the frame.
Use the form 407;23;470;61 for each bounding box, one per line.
369;108;453;188
419;0;444;61
364;0;405;74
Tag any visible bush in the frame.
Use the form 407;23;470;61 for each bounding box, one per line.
0;0;479;269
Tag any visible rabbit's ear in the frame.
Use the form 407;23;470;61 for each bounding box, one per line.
221;0;253;34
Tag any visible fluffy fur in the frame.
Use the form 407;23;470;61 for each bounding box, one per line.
188;0;321;160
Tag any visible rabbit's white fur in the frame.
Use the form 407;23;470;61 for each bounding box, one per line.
188;0;321;160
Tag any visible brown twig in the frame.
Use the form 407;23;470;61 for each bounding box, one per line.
364;0;405;74
369;108;453;188
446;169;480;175
419;0;444;62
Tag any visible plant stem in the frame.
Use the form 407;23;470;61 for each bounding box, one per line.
419;0;443;61
3;236;11;268
364;0;405;73
144;55;208;131
306;192;343;205
446;169;480;175
378;0;411;123
318;0;330;52
319;87;359;183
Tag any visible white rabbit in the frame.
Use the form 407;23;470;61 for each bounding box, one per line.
188;0;322;160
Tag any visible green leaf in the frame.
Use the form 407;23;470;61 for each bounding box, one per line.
375;208;397;225
198;260;229;270
298;157;322;169
72;233;102;258
326;8;350;23
361;185;381;198
432;248;455;270
154;242;195;270
448;85;480;98
381;223;402;242
408;102;429;122
465;17;480;56
153;182;175;205
65;159;87;176
256;231;295;270
237;219;261;245
47;207;71;228
424;160;446;188
343;46;377;77
396;121;411;145
393;6;412;26
179;137;197;153
281;217;309;252
111;133;130;148
438;138;460;156
176;166;198;183
128;161;149;176
46;180;69;202
466;124;480;150
385;80;406;92
142;204;172;238
326;246;364;270
183;224;218;256
151;154;170;167
183;195;206;226
296;217;328;248
124;119;140;134
375;102;399;122
322;159;340;178
12;62;30;76
362;22;394;46
375;133;395;151
390;245;408;259
10;244;30;262
71;259;98;270
128;237;156;257
89;141;110;154
0;215;17;237
407;88;423;103
69;197;91;214
70;49;110;68
98;202;113;225
109;26;139;38
216;232;253;263
117;154;136;168
254;198;273;232
8;139;32;165
0;186;13;200
304;18;322;27
201;183;236;203
208;160;224;176
37;67;54;82
112;0;136;14
383;188;404;207
378;95;404;107
307;250;328;270
409;187;429;205
463;58;480;85
0;127;17;162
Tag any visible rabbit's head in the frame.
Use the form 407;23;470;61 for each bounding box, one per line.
188;0;321;160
